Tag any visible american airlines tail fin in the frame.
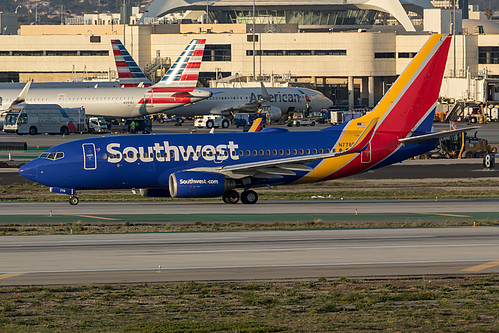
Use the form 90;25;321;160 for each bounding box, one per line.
150;39;206;92
111;40;153;87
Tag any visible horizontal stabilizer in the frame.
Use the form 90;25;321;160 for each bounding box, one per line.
171;91;191;98
398;126;480;144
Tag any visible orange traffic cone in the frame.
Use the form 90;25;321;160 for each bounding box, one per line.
8;151;12;161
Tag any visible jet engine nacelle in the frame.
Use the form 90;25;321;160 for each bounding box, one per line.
139;188;171;198
261;105;282;121
169;171;235;198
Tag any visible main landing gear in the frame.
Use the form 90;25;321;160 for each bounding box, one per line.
222;190;258;204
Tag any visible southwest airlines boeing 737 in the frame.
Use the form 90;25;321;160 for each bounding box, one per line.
0;39;210;119
20;34;467;205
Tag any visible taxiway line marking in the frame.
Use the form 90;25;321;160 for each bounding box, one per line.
418;213;471;218
461;260;499;272
67;215;121;221
0;273;26;280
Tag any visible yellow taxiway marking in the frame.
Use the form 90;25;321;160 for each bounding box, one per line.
68;214;121;221
418;213;471;218
0;273;26;280
461;261;499;272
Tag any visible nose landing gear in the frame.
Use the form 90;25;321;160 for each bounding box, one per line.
69;195;80;205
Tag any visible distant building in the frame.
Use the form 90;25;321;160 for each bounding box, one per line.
65;7;142;25
140;0;435;32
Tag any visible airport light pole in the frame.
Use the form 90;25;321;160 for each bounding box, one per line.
206;0;209;24
453;1;456;77
252;0;256;81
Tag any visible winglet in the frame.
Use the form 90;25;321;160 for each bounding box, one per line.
344;117;379;154
248;117;264;132
10;81;32;108
260;82;271;102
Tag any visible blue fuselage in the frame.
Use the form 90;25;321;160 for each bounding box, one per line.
20;125;436;191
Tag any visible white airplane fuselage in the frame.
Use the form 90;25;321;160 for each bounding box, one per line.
0;87;206;119
168;87;333;116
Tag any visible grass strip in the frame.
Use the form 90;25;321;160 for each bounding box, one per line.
0;276;497;332
0;219;497;236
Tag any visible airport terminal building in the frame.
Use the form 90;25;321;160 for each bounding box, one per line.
0;0;497;108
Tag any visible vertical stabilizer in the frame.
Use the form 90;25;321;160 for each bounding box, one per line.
302;34;452;182
365;34;452;136
111;40;153;87
151;39;206;92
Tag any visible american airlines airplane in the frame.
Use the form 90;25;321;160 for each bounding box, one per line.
109;41;333;117
0;39;211;119
20;35;468;205
165;85;333;118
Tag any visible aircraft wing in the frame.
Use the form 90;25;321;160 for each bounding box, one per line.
398;126;480;144
188;117;378;179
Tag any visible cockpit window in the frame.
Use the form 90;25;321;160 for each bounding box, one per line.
39;152;64;160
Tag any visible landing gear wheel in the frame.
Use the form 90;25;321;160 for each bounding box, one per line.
69;196;79;205
222;190;239;204
241;190;258;204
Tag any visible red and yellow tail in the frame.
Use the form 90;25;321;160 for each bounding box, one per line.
299;34;452;183
365;34;452;135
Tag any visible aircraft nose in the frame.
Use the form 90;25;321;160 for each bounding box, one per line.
313;93;334;109
19;159;39;183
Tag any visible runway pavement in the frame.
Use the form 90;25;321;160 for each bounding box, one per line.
2;199;499;215
1;122;498;285
1;227;498;285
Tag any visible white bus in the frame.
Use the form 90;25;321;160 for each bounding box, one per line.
3;104;85;135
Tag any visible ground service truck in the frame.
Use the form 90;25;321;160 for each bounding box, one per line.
3;104;85;135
